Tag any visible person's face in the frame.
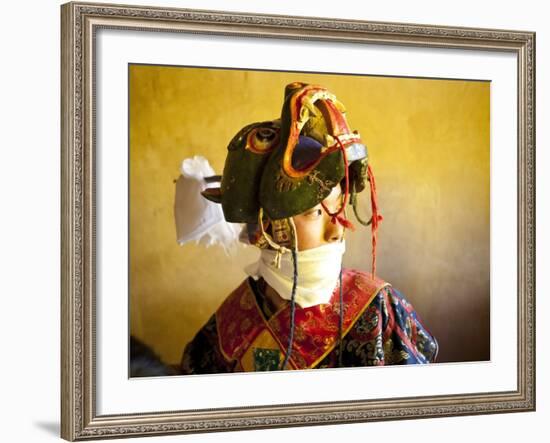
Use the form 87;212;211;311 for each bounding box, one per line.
292;185;345;251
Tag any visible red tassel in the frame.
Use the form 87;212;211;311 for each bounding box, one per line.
367;164;382;278
336;215;355;231
322;205;356;231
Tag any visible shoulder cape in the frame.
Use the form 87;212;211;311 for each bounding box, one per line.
215;269;389;371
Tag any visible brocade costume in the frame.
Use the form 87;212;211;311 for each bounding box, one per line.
180;269;438;373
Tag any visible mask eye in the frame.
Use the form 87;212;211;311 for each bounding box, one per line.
256;128;277;142
246;126;280;154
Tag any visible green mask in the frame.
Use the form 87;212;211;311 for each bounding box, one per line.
202;82;369;224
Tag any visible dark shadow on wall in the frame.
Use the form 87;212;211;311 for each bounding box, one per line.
130;336;179;377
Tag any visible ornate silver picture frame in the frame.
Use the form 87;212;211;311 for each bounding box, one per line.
61;1;535;440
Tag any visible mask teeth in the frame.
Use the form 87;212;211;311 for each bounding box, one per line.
324;134;335;147
302;96;320;117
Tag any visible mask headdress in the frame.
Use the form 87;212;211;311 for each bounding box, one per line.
200;82;381;369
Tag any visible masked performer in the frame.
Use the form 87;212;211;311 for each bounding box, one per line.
176;82;438;374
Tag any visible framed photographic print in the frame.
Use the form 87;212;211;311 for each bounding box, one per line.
61;1;535;440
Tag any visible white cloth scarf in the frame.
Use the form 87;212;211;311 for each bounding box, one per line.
174;156;241;254
245;241;346;308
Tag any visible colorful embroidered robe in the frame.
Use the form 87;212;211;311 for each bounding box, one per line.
180;269;438;373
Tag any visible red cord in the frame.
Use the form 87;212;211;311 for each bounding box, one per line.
320;136;383;278
321;136;356;231
367;163;383;278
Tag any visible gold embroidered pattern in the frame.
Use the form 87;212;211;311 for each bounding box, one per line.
383;338;410;364
240;292;254;310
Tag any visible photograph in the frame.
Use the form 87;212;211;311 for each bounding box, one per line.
128;65;490;376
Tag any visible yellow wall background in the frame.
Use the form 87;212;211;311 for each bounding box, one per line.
129;65;490;365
